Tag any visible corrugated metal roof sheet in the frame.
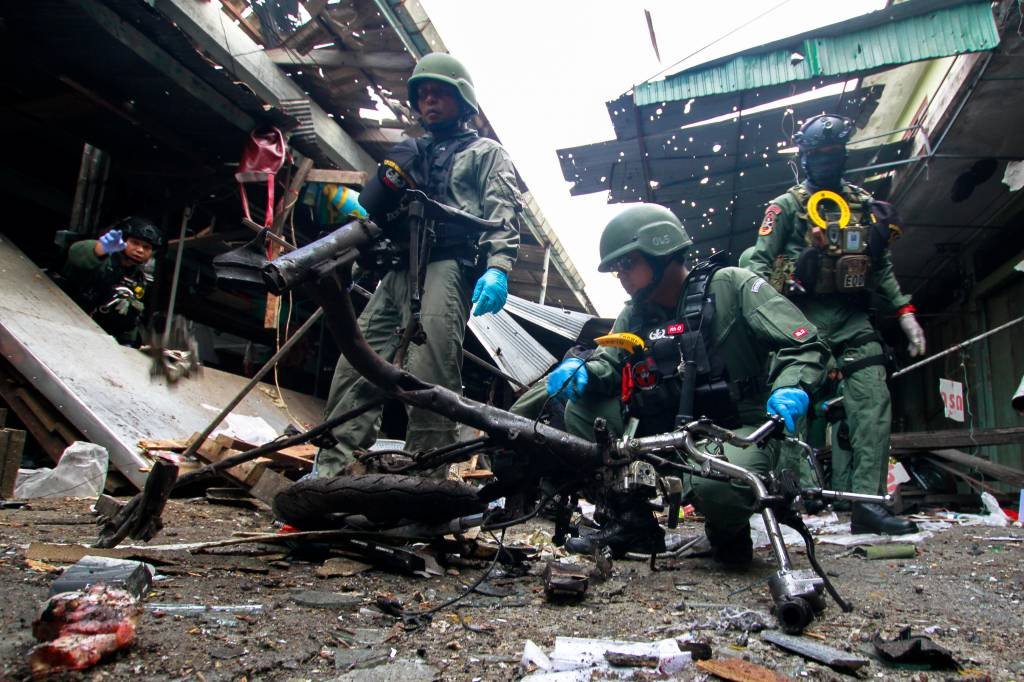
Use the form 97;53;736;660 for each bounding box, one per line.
468;311;557;386
503;294;595;341
634;0;998;106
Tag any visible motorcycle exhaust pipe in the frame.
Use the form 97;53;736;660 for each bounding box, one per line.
263;219;381;295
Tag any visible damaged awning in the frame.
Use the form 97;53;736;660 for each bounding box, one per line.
557;0;1000;260
633;0;998;109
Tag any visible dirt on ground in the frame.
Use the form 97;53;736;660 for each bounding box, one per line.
0;496;1021;681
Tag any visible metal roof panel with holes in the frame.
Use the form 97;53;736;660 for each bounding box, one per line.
633;0;998;106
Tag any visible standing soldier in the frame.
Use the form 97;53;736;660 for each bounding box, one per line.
747;114;925;535
61;217;163;346
315;53;522;478
550;204;827;564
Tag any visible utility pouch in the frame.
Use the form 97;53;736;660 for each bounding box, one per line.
834;254;871;293
694;379;742;429
792;247;821;296
769;255;797;295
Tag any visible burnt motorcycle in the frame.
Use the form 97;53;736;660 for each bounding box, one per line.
261;189;894;634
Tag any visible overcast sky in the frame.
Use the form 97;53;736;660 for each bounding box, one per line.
419;0;885;316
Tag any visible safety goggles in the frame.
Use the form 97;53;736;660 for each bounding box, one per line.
610;253;643;274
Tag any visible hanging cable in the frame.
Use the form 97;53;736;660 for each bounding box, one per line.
640;0;796;85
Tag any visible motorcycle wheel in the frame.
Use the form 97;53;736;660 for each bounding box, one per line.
273;474;485;530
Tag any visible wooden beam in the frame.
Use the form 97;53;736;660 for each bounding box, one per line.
151;0;376;173
891;427;1024;450
922;448;1024;488
305;168;367;186
265;47;414;71
76;0;255;131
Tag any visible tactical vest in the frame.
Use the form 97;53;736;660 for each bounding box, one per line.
400;131;485;265
623;261;743;435
786;183;895;296
85;260;151;344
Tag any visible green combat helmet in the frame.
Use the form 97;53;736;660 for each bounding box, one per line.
408;53;479;116
598;204;692;272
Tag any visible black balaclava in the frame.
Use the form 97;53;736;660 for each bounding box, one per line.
801;147;847;191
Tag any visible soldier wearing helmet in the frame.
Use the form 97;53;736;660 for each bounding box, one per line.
547;203;827;563
61;217;162;346
747;114;924;535
315;53;522;478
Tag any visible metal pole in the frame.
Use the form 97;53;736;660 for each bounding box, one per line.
890;314;1024;380
180;307;324;459
162;206;192;345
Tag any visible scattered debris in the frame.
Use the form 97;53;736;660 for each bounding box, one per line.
29;584;142;676
316;556;373;577
760;630;868;672
291;590;364;610
873;626;960;670
520;636;691;678
543;560;589;602
853;544;918;560
333;657;440;681
696;657;792;681
676;639;713;661
15;442;108;499
690;607;773;632
49;556;154;600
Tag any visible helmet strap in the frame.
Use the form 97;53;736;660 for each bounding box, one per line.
630;253;671;304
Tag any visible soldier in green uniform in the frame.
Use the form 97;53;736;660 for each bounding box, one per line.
61;217;163;346
747;114;925;535
315;53;522;478
549;204;827;564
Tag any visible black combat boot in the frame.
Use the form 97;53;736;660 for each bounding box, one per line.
706;526;754;568
851;502;918;535
564;506;666;558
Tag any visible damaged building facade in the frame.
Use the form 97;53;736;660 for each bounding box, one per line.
0;0;601;489
557;0;1024;485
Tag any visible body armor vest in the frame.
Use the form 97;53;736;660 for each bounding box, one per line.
623;260;741;435
404;131;484;265
785;183;898;297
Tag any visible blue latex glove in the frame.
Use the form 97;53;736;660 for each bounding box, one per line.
546;357;588;402
766;387;809;434
471;268;508;316
98;229;127;255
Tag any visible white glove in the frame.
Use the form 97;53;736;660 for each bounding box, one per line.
899;312;926;357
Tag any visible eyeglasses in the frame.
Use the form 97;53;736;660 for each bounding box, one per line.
610;254;642;274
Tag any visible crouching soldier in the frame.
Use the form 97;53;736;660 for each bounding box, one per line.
61;217;163;346
551;204;828;565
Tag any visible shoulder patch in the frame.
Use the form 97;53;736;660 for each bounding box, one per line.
759;204;782;236
751;278;767;293
793;326;809;340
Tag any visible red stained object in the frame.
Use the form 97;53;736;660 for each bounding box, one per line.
29;584;142;677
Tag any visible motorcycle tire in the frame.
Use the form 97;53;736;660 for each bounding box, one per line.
273;474;485;530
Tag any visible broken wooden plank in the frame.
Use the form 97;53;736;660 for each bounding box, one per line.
1;428;27;498
760;630;869;672
305;168;367;186
248;468;293;506
137;438;191;452
192;434;268;489
925;448;1024;488
26;542;184;566
891;427;1024;450
696;658;792;681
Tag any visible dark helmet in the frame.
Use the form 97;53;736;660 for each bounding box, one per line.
795;115;854;189
116;217;163;248
793;114;854;151
598;204;692;272
408;53;479;116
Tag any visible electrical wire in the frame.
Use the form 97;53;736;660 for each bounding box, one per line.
640;0;796;86
395;528;508;625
